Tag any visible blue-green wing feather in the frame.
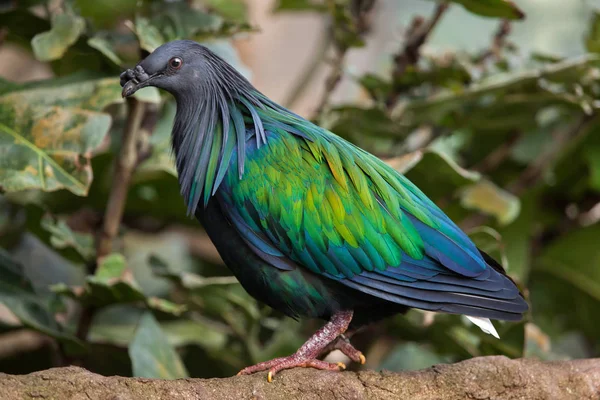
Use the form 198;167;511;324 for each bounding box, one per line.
216;103;527;320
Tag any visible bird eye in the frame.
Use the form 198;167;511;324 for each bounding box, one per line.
169;57;183;70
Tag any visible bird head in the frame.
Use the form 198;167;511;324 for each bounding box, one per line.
120;40;234;99
119;40;264;213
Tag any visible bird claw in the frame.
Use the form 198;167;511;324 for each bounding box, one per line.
325;336;366;365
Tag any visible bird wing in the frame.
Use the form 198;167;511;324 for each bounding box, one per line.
218;126;527;321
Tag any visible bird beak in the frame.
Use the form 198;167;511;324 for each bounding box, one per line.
120;65;158;98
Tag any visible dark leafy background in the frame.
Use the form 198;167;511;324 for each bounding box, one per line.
0;0;598;378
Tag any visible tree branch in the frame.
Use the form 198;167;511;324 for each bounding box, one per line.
312;47;346;120
474;20;512;65
96;98;146;260
1;357;598;399
72;99;146;349
471;130;521;173
386;2;450;108
312;0;376;120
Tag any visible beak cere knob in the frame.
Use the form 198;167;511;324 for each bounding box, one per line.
120;66;150;98
122;80;138;98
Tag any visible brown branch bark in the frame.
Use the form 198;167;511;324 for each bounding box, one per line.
312;0;376;120
386;2;449;108
96;98;146;260
72;99;148;350
474;20;512;65
1;357;598;400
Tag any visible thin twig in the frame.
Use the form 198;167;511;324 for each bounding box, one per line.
312;49;346;120
72;98;146;351
96;98;146;259
312;0;376;120
386;2;450;108
474;20;512;65
0;28;7;48
471;130;521;173
135;103;160;167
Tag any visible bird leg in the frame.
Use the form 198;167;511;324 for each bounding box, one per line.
237;310;354;382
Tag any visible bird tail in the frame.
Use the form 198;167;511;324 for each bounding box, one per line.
467;249;526;339
466;316;500;338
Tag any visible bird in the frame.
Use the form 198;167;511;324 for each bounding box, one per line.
120;40;528;382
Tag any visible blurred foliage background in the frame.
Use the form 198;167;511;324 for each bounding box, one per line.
0;0;599;379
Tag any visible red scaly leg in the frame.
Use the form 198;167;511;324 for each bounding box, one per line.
237;310;354;382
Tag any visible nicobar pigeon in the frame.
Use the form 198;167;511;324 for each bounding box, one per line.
121;40;528;381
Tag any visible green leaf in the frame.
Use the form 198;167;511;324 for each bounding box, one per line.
87;35;123;66
90;305;228;351
460;180;521;225
392;149;480;201
274;0;327;12
535;225;600;302
52;254;145;306
131;2;252;52
146;297;187;316
150;255;238;290
92;254;137;282
431;0;525;20
129;312;189;379
152;3;223;42
586;11;600;54
137;100;177;177
40;214;95;262
75;0;137;28
531;225;600;340
0;248;84;352
360;59;473;104
587;149;600;191
31;14;86;62
584;132;600;191
394;55;600;132
330;106;406;145
496;192;538;282
0;78;123;195
203;0;248;23
0;248;35;293
387;148;521;224
52;253;186;315
131;16;165;53
132;87;162;104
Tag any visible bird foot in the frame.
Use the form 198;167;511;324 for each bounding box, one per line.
326;336;366;365
237;310;354;382
237;354;346;382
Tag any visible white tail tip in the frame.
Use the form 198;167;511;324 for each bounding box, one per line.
466;316;500;339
